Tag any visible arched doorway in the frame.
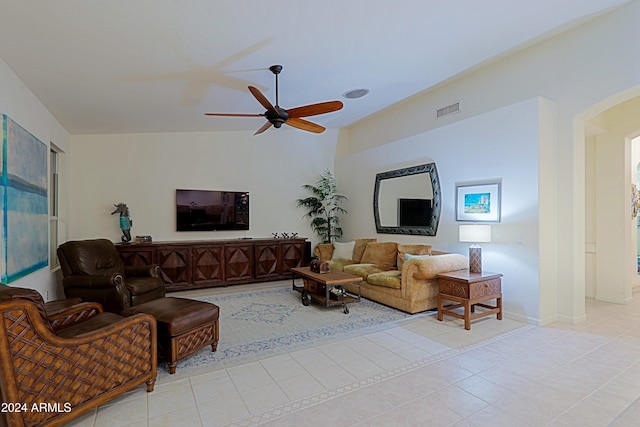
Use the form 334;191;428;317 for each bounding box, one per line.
583;95;640;305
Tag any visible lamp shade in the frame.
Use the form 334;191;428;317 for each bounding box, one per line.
459;224;492;243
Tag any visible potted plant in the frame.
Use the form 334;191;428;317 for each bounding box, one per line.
297;169;348;243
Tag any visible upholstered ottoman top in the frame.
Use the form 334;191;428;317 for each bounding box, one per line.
123;297;219;337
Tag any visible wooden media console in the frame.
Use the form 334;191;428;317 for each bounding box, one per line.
116;238;309;292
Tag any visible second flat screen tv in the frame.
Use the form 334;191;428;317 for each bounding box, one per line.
398;198;433;227
176;189;249;231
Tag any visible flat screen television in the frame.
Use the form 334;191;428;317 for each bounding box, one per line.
398;198;433;227
176;189;249;231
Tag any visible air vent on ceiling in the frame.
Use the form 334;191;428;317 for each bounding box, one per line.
436;102;460;118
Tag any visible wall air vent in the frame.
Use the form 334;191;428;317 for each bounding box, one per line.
436;102;460;118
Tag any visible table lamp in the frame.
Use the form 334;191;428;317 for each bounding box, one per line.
459;224;492;273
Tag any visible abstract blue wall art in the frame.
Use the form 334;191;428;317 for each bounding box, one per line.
1;115;48;284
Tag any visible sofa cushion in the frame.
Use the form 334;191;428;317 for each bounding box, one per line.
332;241;356;260
397;244;432;269
314;243;334;262
367;270;402;289
353;238;377;263
327;259;357;272
344;264;386;280
360;242;398;269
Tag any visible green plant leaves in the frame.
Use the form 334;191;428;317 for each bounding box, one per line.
296;169;348;243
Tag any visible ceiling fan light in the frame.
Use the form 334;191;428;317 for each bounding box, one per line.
343;88;369;99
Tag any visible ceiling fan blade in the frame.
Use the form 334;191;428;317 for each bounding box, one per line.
248;86;276;112
287;100;344;118
286;118;326;134
254;121;273;135
204;113;264;117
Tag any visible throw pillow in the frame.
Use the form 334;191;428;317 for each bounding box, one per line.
331;241;356;260
352;238;377;263
360;242;398;270
397;244;432;269
404;254;431;261
314;243;335;261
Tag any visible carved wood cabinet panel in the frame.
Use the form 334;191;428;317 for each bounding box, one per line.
254;242;280;280
224;243;254;283
192;244;224;287
156;246;191;288
116;238;308;291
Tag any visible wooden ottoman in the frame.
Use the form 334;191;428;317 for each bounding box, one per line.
123;297;219;374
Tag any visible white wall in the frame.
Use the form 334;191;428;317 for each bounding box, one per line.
343;1;640;324
68;130;338;245
0;58;71;299
336;98;543;323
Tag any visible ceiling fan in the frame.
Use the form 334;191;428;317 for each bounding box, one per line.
205;65;343;135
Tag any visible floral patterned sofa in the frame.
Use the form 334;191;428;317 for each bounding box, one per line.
314;239;468;314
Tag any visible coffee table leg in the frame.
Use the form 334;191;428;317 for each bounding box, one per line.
497;296;502;320
437;295;443;321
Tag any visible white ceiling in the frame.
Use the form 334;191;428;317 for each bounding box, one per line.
0;0;631;135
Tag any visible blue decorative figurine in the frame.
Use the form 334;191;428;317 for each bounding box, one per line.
111;202;132;242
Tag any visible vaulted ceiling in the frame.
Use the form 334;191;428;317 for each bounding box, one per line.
0;0;631;135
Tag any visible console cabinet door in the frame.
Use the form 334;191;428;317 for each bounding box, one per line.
117;245;155;267
224;243;254;282
156;246;191;290
254;242;280;279
280;241;305;273
192;244;224;287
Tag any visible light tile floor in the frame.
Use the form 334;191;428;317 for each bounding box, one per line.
67;286;640;427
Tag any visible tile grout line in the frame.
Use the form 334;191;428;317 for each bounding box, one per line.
544;337;640;426
222;324;536;427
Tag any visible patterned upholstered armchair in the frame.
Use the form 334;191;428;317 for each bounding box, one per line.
57;238;165;314
0;286;157;427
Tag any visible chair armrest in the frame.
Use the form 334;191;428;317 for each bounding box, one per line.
0;301;157;427
125;264;160;278
44;298;83;315
47;301;104;332
62;273;124;290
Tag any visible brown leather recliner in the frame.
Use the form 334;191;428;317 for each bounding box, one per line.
0;285;157;427
57;238;165;314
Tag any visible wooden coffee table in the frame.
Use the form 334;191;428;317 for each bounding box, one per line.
290;267;361;314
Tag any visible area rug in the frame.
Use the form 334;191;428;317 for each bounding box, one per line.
162;284;426;378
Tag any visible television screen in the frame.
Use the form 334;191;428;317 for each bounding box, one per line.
176;189;249;231
398;198;432;227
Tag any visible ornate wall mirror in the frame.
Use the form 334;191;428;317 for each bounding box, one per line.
373;163;441;235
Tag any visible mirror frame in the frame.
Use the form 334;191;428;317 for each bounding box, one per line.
373;162;441;236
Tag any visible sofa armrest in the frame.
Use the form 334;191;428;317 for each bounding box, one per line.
401;254;468;297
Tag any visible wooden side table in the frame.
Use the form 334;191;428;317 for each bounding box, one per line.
436;270;502;330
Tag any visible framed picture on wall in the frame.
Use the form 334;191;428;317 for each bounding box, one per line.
456;182;501;222
1;115;48;284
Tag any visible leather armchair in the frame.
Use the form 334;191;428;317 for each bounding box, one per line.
57;238;165;314
0;285;157;427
